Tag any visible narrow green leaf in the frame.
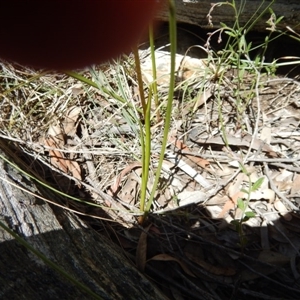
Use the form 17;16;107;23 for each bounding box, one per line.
245;211;256;218
238;162;249;175
225;30;236;38
237;198;245;210
241;188;249;194
275;16;285;24
220;22;228;28
251;177;264;192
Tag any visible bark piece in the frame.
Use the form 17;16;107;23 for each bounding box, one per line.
0;149;165;300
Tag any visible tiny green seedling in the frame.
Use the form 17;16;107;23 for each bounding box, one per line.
231;163;264;249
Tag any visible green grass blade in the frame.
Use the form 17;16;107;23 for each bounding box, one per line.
144;0;177;215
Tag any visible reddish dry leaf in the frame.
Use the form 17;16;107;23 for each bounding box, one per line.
218;189;274;219
149;225;161;235
44;137;68;174
149;253;195;278
171;138;209;169
109;162;142;195
44;111;82;186
217;192;244;218
66;159;82;186
136;224;151;273
117;172;140;204
62;106;81;137
44;137;82;186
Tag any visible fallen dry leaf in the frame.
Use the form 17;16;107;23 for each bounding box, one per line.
136;224;151;272
260;126;272;144
44;137;82;186
65;159;82;184
241;250;290;281
62;106;81;137
109;162;142;195
176;190;207;206
258;250;290;266
118;173;138;204
47;123;65;147
192;133;279;157
291;174;300;195
165;153;211;189
44;136;68;174
149;253;195;277
70;83;84;96
171;138;210;169
45;120;82;186
218;191;243;218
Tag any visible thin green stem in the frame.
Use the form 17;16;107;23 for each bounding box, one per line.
139;89;152;213
149;24;160;122
144;0;177;216
132;45;151;214
133;46;147;114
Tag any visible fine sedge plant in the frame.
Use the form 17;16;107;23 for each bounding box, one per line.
67;0;177;223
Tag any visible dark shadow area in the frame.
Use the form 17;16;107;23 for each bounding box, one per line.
147;210;300;300
0;225;163;299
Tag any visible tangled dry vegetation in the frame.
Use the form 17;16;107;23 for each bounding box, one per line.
1;30;300;299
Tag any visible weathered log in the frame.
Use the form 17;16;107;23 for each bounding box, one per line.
157;0;300;31
0;149;165;300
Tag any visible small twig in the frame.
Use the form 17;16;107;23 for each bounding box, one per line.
165;153;212;189
179;150;300;163
243;55;261;164
204;168;241;204
269;162;300;173
249;157;300;163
